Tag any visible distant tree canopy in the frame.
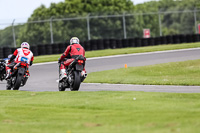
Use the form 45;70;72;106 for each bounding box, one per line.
1;0;200;47
16;0;134;45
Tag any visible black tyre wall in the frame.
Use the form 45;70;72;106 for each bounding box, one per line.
52;43;60;54
141;38;148;46
128;38;135;47
116;39;122;48
103;39;110;49
3;47;12;58
122;39;129;48
179;34;187;43
135;38;142;47
166;35;173;44
173;35;180;44
84;40;91;51
46;44;53;55
90;40;98;50
38;45;46;55
58;43;66;53
110;39;117;49
148;38;155;46
0;48;4;58
96;39;104;50
30;46;38;56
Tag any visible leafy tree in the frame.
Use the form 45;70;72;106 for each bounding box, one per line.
16;0;134;44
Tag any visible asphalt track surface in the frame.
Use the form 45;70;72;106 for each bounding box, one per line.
0;48;200;93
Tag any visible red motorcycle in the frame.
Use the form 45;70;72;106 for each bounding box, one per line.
58;55;87;91
7;61;30;90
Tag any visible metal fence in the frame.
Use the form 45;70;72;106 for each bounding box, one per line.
1;9;200;47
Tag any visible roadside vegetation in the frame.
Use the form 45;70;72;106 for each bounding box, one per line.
0;91;200;133
84;59;200;86
34;42;200;63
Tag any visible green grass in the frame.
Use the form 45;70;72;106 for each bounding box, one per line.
0;91;200;133
84;59;200;86
34;42;200;63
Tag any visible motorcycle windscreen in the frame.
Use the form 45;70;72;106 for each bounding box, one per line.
75;64;83;71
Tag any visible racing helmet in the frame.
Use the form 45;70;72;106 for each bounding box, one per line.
21;42;30;49
70;37;79;45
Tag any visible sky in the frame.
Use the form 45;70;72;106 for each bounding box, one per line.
0;0;154;29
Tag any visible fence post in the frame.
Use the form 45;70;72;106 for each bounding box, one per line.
12;19;16;47
158;11;162;36
122;12;127;39
194;8;198;34
87;14;91;40
50;16;54;44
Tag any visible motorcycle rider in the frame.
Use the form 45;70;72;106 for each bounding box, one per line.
58;37;86;81
5;42;34;79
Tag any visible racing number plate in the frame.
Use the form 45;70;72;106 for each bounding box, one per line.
21;57;28;63
75;64;83;71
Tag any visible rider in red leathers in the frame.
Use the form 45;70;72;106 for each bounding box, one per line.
58;37;86;81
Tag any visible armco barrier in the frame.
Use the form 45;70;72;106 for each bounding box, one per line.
1;34;200;57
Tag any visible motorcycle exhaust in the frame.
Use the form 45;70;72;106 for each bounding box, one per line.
83;73;87;78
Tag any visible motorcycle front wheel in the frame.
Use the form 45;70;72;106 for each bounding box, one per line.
70;71;81;91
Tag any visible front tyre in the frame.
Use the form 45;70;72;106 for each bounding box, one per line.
70;71;81;91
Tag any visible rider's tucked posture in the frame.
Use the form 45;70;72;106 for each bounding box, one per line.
59;37;86;81
6;42;34;79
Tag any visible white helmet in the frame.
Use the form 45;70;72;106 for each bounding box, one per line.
21;42;30;49
70;37;79;45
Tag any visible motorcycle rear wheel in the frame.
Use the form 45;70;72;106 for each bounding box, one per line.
13;74;22;90
70;71;81;91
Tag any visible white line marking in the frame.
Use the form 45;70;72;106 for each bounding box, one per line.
33;47;200;66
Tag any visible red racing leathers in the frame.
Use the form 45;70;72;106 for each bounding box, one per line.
59;43;86;79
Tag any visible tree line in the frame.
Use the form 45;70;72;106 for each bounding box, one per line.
0;0;200;47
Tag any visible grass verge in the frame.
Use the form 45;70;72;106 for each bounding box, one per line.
34;42;200;63
84;59;200;86
0;91;200;133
